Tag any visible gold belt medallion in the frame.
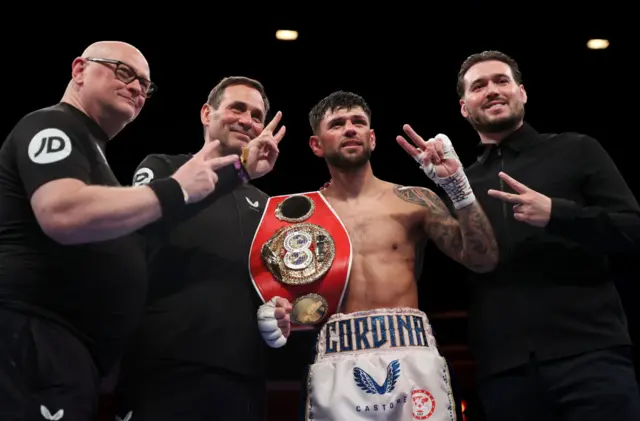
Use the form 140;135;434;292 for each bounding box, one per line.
261;222;336;286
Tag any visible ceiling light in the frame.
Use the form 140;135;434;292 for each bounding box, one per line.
276;30;298;41
587;39;609;50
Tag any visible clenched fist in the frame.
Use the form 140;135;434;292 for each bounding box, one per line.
257;296;292;348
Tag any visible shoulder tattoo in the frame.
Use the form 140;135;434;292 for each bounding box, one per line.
393;185;448;215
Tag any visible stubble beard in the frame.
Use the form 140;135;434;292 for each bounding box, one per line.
467;102;525;134
325;147;372;171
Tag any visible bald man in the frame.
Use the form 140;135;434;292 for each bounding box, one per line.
0;41;249;421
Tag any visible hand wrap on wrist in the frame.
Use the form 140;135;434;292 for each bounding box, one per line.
257;297;287;348
415;133;476;209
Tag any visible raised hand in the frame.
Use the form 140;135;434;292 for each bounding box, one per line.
257;296;292;348
488;172;552;227
397;124;475;210
171;140;239;203
242;111;286;179
396;124;461;178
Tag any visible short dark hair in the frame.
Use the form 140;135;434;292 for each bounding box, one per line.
308;91;372;134
206;76;270;115
456;50;523;98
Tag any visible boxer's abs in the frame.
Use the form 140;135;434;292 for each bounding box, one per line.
342;251;419;313
328;187;424;314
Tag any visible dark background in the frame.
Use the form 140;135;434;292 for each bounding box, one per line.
2;9;635;420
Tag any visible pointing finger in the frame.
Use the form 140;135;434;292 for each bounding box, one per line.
273;125;286;143
499;172;530;194
198;139;220;159
206;154;239;171
263;111;283;134
396;135;421;158
402;124;429;150
487;189;526;204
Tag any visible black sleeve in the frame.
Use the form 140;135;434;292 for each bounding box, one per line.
14;110;92;198
135;154;247;238
545;135;640;254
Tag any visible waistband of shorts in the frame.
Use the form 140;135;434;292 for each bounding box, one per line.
315;307;438;362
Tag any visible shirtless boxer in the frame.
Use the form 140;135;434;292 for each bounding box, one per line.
257;91;499;421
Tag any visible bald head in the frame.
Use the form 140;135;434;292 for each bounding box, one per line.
82;41;143;59
82;41;150;79
62;40;152;138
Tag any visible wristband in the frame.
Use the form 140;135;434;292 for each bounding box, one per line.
148;178;187;219
234;159;250;184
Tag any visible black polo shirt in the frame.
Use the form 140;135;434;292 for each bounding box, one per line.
0;102;148;376
465;122;640;377
120;153;270;379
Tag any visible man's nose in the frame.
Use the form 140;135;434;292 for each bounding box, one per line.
344;121;357;136
486;81;501;96
238;112;253;128
127;79;144;97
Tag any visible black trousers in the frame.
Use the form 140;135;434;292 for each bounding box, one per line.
0;306;100;421
114;361;267;421
478;346;640;421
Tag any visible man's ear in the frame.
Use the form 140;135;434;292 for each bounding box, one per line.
460;99;469;118
369;129;376;151
200;104;211;126
309;135;324;157
71;57;86;85
519;84;528;105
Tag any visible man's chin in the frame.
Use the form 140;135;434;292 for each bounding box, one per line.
224;139;248;155
325;151;371;170
104;104;137;126
471;114;521;134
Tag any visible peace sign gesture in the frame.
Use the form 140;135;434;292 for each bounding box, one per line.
242;111;286;179
488;172;552;227
396;124;461;178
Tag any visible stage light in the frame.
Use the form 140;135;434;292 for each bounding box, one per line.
587;39;609;50
276;30;298;41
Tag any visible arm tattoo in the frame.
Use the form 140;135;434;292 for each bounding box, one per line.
394;185;499;273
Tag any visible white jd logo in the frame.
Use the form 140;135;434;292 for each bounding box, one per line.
133;167;154;186
28;128;72;164
40;405;64;420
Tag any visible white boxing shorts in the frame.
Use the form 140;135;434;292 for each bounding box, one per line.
303;308;457;421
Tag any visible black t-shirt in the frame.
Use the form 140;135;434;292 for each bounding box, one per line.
0;102;148;376
121;153;270;378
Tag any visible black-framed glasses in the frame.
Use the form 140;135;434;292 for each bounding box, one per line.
85;57;158;98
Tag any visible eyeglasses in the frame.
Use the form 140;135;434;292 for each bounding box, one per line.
85;57;158;98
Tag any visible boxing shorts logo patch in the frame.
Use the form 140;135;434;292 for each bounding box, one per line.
354;359;401;395
249;191;352;330
28;128;72;164
412;390;436;420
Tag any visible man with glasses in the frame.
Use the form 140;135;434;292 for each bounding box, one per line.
0;41;246;421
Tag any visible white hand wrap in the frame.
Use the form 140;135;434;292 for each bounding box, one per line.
415;133;476;209
257;297;287;348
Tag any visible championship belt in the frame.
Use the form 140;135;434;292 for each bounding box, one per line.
249;191;351;331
